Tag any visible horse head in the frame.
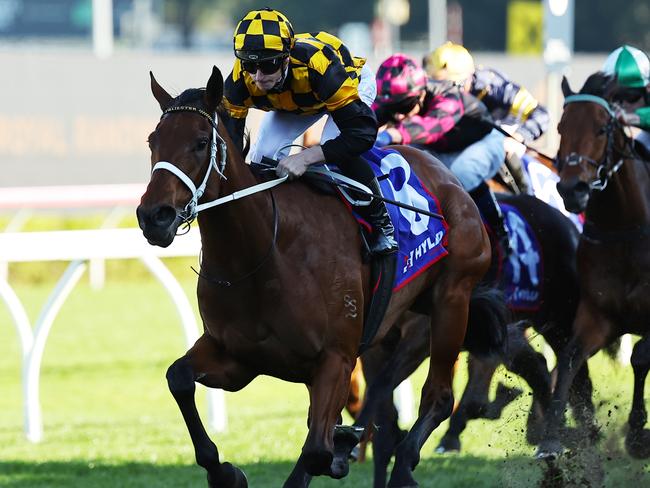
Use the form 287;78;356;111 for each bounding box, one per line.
137;66;227;247
555;73;623;213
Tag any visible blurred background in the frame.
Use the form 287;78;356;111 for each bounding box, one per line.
0;0;648;186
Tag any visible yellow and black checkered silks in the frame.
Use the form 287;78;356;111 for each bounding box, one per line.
224;31;366;119
234;8;294;57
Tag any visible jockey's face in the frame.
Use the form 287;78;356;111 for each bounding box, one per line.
251;58;289;92
394;92;425;122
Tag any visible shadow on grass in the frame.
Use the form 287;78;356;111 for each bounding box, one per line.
2;453;648;487
0;455;544;488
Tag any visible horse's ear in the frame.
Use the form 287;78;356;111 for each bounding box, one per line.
205;66;223;114
150;71;173;111
561;76;574;98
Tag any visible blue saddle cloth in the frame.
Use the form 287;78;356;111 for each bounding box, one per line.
361;147;449;291
495;203;544;311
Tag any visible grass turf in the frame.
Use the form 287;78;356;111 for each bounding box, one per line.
0;275;648;487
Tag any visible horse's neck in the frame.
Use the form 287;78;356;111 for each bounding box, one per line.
197;160;276;276
587;157;650;229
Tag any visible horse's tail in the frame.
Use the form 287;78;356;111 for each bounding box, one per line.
463;285;510;359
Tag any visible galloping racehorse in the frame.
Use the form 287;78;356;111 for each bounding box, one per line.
137;66;495;487
536;73;650;460
352;193;591;487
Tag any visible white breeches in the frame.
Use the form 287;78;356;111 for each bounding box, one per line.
249;64;377;162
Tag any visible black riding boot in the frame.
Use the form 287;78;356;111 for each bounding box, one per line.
470;182;512;256
362;177;398;255
338;156;398;256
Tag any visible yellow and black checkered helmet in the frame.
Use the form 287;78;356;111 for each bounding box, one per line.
234;8;295;62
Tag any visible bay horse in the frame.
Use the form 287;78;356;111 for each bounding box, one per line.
536;73;650;460
352;193;592;487
137;66;495;487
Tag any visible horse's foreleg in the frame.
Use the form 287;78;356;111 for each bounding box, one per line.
536;304;608;460
436;354;500;453
625;334;650;458
167;333;254;488
388;284;470;488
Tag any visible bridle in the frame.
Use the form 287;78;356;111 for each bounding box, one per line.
151;105;287;229
151;106;229;227
558;94;620;191
149;104;287;286
557;94;633;191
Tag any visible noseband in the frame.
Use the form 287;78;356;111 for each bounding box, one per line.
558;94;626;191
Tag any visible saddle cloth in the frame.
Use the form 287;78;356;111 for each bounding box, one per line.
489;202;544;311
361;147;449;291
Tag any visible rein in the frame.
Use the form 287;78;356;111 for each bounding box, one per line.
151;105;288;227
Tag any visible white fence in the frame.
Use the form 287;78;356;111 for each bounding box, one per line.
0;185;226;442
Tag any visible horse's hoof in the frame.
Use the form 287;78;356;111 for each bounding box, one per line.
435;436;460;454
434;445;460;454
208;463;248;488
625;429;650;459
349;445;360;462
535;440;564;461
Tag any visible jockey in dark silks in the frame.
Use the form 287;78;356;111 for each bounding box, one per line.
372;54;512;254
424;42;550;194
223;7;397;255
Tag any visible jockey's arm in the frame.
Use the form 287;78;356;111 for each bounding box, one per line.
276;99;377;178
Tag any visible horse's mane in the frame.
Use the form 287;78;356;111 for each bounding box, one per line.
579;71;618;99
173;88;250;158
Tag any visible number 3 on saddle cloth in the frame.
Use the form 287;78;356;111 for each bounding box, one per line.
341;147;451;353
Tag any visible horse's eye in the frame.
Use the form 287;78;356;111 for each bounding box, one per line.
196;138;209;151
596;126;607;136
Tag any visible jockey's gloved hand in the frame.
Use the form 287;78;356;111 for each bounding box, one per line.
375;131;392;148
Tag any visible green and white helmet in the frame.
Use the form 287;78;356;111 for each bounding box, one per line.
602;45;650;88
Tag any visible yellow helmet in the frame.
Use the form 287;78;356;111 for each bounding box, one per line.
424;42;475;82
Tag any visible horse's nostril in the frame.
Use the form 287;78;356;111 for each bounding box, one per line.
151;206;177;228
573;181;590;196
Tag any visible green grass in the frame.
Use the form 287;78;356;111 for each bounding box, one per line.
0;274;648;487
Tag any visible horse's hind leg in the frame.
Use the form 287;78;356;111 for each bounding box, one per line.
388;282;472;487
436;354;502;453
285;351;354;486
503;325;552;445
167;333;254;488
625;334;650;458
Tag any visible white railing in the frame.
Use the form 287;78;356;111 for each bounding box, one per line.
0;185;227;442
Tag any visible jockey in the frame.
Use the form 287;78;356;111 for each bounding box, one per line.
602;45;650;153
423;42;550;193
223;8;397;255
372;54;512;255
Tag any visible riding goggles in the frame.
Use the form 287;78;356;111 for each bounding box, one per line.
240;56;286;75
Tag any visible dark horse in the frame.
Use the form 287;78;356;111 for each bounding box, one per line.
536;73;650;460
352;193;592;487
136;66;496;487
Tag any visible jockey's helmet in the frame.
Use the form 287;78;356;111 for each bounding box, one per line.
233;8;294;63
375;54;428;107
602;45;650;89
424;42;475;83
